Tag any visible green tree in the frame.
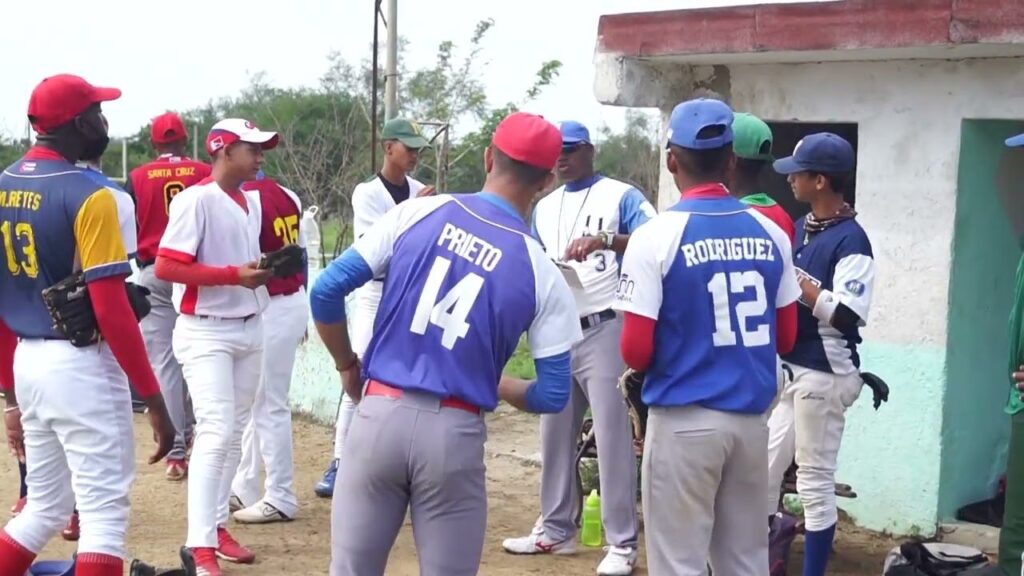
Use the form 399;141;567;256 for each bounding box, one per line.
594;110;660;201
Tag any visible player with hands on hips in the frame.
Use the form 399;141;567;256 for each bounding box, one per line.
229;171;308;524
310;111;581;576
503;120;655;576
765;132;873;576
128;112;212;481
612;98;799;576
0;74;175;576
315;117;433;498
155;118;277;576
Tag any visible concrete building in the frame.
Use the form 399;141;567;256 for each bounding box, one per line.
593;0;1024;536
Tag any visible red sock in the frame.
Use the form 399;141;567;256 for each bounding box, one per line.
0;529;35;575
75;552;123;576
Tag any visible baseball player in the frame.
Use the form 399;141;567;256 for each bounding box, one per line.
315;117;433;498
612;98;799;575
310;111;581;576
503;120;654;575
127;112;212;480
730;112;796;243
155;118;276;576
0;73;175;576
229;171;308;523
766;132;874;576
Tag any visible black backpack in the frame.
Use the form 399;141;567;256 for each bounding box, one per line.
884;542;994;576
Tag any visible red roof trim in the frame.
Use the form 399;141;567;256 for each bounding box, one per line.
596;0;1024;59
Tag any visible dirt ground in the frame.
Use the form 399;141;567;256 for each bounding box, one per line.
1;405;900;575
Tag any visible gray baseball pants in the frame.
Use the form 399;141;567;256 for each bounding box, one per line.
329;389;487;576
539;315;638;548
137;265;191;460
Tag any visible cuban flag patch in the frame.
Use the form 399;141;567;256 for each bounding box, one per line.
845;279;865;296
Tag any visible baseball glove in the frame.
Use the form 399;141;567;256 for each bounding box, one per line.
861;372;890;410
617;368;648;451
258;244;306;277
41;272;152;348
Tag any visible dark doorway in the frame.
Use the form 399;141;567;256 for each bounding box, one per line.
759;122;860;221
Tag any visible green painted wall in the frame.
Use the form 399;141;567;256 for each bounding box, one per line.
939;120;1024;520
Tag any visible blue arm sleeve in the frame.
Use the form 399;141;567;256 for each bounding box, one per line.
618;187;653;234
524;350;571;413
309;248;374;324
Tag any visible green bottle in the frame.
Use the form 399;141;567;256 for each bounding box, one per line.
581;489;603;547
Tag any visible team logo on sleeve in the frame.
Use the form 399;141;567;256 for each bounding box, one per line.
845;279;865;296
616;273;636;302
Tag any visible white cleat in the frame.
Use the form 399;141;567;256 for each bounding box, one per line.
232;500;293;524
502;530;577;556
597;546;638;575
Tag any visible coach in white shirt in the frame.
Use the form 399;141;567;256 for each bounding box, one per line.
313;117;435;498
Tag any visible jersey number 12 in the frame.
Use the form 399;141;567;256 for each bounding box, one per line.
410;256;484;350
707;270;769;347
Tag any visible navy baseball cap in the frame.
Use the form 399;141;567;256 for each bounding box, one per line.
560;121;591;145
1007;133;1024;147
773;132;854;174
666;98;734;150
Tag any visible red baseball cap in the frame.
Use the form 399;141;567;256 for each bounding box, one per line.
206;118;279;156
27;74;121;134
151;112;187;144
491;112;561;171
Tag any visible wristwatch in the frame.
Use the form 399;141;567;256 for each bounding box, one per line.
598;231;614;249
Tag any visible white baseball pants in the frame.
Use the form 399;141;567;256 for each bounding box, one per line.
173;315;263;548
765;363;863;531
332;301;374;460
642;404;769;576
3;340;135;558
233;289;308;516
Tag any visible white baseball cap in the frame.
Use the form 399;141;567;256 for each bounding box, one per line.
206;118;279;156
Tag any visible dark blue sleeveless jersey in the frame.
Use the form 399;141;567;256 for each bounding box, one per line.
614;191;800;414
353;193;580;411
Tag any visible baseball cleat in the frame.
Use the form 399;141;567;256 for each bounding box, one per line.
314;459;338;498
228;494;245;514
61;512;80;541
502;530;577;556
166;459;187;482
182;547;220;576
597;546;638;575
215;527;255;564
10;496;25;516
233;500;293;524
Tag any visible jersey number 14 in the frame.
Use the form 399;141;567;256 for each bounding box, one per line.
410;256;484;350
707;270;770;348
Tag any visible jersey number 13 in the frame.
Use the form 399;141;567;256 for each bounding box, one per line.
410;256;484;350
707;271;769;348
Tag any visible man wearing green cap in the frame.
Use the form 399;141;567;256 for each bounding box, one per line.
313;117;435;497
729;113;795;243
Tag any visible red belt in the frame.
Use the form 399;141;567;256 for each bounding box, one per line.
365;380;480;415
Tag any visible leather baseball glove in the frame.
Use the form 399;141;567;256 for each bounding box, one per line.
258;244;306;277
617;368;648;451
41;272;151;347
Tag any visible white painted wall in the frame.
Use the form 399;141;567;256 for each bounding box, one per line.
641;57;1024;534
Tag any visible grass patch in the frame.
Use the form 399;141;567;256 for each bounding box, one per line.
504;337;536;379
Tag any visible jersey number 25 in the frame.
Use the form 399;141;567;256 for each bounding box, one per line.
708;270;769;348
410;256;484;350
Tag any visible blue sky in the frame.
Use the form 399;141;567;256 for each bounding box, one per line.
0;0;826;141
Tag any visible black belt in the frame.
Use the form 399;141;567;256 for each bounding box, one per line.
136;258;155;269
195;313;257;322
580;309;616;330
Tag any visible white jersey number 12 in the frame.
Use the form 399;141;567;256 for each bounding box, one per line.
410;256;484;350
707;270;770;348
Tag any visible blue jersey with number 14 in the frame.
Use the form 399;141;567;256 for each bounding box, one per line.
613;190;801;414
351;193;580;411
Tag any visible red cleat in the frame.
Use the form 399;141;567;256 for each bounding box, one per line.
187;547;221;576
61;513;79;541
10;497;25;517
216;526;255;564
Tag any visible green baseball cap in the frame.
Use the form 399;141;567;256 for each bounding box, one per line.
732;112;774;160
381;118;430;149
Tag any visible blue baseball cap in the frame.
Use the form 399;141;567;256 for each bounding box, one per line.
773;132;854;174
1007;133;1024;147
666;98;734;150
560;121;591;145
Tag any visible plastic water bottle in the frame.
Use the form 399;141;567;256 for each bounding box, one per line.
581;489;603;547
302;205;321;274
